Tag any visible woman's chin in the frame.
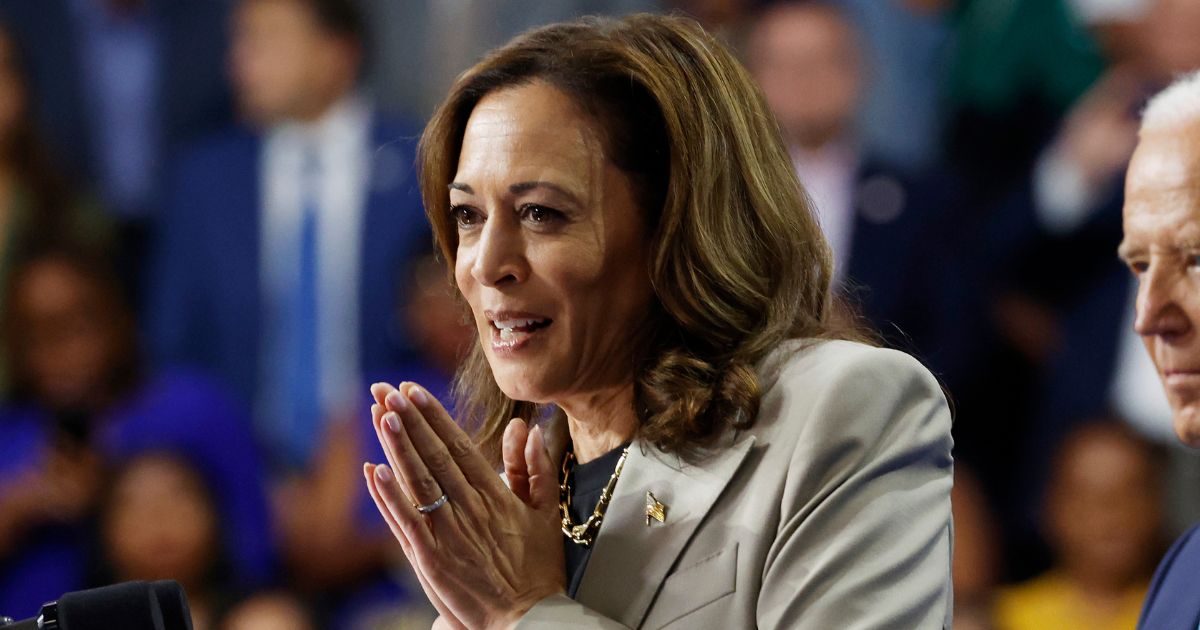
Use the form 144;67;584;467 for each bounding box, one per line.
492;375;554;406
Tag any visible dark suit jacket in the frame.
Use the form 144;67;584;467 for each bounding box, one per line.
147;116;429;413
842;158;977;385
1139;523;1200;629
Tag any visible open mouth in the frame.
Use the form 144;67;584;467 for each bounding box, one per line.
491;317;553;340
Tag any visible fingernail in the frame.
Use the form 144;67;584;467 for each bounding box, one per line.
375;464;393;482
386;390;409;411
409;387;429;406
384;412;401;433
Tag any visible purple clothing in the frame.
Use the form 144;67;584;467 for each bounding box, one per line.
0;370;275;615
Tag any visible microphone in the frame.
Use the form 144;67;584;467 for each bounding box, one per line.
0;580;192;630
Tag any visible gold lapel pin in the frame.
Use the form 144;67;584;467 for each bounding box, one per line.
645;491;667;525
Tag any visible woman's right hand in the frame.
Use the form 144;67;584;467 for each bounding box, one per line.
366;383;468;630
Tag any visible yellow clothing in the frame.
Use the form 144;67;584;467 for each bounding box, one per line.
994;572;1147;630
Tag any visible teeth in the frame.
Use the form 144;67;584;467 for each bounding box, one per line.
493;318;543;329
500;328;515;341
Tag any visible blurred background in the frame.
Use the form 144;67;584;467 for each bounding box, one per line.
0;0;1194;628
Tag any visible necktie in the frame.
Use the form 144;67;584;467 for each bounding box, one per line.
281;150;322;468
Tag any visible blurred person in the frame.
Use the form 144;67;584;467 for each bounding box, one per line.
945;0;1108;197
0;0;232;221
0;247;273;614
831;0;949;169
148;0;428;474
268;253;456;626
663;0;751;33
745;0;973;383
397;253;475;403
221;591;316;630
0;21;112;394
953;464;1002;630
359;0;660;122
993;421;1163;630
1120;70;1200;628
99;451;236;630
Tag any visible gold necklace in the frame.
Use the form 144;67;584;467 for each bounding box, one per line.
559;445;630;547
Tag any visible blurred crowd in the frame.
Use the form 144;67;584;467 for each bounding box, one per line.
0;0;1194;628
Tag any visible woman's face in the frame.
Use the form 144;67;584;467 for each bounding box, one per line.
451;81;655;407
103;455;218;586
13;260;120;412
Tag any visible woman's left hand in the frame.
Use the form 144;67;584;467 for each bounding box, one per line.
363;382;565;630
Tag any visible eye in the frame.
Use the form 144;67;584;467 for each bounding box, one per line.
1128;260;1149;275
519;203;565;225
449;204;483;229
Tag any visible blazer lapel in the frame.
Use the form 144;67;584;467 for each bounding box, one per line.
575;433;756;628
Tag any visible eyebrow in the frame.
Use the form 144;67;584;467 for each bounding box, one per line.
1117;241;1200;260
448;180;583;205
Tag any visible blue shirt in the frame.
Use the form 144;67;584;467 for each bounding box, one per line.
68;0;162;217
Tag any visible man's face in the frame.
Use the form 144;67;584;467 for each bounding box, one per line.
746;4;862;150
1120;120;1200;447
228;0;353;123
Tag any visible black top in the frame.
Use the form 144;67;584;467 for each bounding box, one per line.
563;444;628;599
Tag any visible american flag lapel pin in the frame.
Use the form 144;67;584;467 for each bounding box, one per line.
645;491;667;526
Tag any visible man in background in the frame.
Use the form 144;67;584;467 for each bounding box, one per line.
1119;69;1200;627
149;0;426;473
744;0;971;385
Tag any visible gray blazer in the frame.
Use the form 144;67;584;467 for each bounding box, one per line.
517;339;954;629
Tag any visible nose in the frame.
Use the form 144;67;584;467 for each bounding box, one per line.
470;215;526;288
1134;262;1191;339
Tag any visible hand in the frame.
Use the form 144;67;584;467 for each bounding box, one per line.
1056;67;1141;190
366;383;464;629
364;382;565;630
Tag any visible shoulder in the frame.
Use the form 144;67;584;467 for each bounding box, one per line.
749;338;951;468
103;370;252;445
1141;522;1200;625
758;339;944;411
1154;522;1200;578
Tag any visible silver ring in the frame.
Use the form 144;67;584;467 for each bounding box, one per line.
415;493;449;514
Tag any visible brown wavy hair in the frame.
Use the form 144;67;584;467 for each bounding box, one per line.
419;13;847;462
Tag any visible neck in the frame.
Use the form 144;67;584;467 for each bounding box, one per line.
562;383;639;464
1063;565;1138;603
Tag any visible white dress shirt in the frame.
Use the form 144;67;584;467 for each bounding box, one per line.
792;141;859;283
259;94;373;426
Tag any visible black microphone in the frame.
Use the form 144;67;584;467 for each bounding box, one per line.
0;580;192;630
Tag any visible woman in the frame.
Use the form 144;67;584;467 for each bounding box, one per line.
0;21;110;394
0;247;274;612
363;14;953;629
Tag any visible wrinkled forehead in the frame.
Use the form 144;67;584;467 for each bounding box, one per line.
1124;128;1200;221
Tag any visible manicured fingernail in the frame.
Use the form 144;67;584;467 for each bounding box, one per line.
409;387;429;406
375;464;393;482
386;390;408;411
384;412;401;433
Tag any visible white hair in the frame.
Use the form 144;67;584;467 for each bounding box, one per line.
1141;70;1200;134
